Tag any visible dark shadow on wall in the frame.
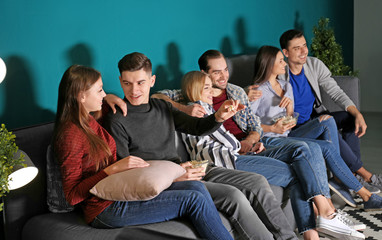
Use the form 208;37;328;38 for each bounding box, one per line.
152;42;184;92
294;11;305;33
221;36;234;57
236;17;259;55
66;43;94;67
0;56;55;130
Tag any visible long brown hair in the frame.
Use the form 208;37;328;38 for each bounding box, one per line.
53;65;111;170
253;46;281;85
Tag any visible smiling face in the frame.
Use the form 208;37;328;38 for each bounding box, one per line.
80;77;106;113
205;57;229;90
200;76;214;104
119;69;155;106
283;36;308;67
271;51;287;76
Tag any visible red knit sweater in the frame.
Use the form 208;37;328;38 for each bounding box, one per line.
56;116;116;223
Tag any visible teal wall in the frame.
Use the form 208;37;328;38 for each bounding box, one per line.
0;0;353;129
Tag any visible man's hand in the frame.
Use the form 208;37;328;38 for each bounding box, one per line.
215;100;245;122
239;140;265;154
354;113;367;137
104;94;127;116
182;104;206;118
174;162;205;182
251;142;266;154
239;139;254;154
151;93;205;117
347;106;367;137
247;85;262;102
104;155;149;175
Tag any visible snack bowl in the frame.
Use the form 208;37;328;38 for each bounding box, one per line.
272;112;299;125
190;160;209;173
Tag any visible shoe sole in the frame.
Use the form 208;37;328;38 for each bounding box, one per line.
364;207;382;212
316;227;365;240
329;183;357;208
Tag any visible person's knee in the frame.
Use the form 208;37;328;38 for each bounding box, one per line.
319;114;332;122
183;181;208;193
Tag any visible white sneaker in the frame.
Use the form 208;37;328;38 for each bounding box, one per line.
316;213;365;240
337;209;366;231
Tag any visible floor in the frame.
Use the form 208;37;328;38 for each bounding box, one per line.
360;112;382;174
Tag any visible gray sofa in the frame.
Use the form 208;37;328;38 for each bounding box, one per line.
1;54;359;240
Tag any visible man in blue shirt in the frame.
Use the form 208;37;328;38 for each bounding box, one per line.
277;29;382;193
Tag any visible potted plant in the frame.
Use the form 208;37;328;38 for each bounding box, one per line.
311;17;358;76
0;124;25;211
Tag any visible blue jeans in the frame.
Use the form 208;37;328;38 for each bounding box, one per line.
235;148;326;233
288;116;363;191
292;114;363;172
290;117;339;150
91;181;232;240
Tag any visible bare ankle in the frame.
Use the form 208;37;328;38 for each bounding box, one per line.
303;229;319;240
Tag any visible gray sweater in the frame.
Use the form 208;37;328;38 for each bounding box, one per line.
103;98;222;163
279;56;355;113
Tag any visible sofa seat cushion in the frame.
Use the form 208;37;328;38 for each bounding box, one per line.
22;211;234;240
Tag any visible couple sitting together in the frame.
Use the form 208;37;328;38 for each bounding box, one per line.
53;29;382;240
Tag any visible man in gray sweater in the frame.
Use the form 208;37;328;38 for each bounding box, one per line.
276;29;382;194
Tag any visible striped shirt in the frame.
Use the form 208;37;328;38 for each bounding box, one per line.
181;101;241;169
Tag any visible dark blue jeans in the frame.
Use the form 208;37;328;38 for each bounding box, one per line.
91;181;233;240
331;111;363;172
308;111;363;172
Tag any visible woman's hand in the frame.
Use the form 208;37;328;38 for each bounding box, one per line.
104;94;127;116
279;96;294;116
104;155;149;175
271;119;295;134
215;100;245;122
174;162;205;182
279;96;292;109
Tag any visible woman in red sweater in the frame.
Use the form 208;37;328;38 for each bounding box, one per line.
53;65;232;240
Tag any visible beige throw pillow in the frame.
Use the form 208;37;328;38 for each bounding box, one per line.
90;160;185;201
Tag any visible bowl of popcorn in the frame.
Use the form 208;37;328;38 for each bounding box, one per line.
190;160;209;173
272;112;299;125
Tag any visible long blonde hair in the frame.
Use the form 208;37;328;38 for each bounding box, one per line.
181;71;208;102
53;65;111;170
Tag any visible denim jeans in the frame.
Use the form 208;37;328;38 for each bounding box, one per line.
290;117;339;150
91;181;233;240
332;111;363;172
234;149;325;234
292;114;363;172
204;167;298;240
288;116;363;191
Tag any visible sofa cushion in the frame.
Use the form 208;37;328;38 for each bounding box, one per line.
90;160;186;201
46;145;75;213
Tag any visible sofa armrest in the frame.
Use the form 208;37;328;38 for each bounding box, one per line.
320;76;360;112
